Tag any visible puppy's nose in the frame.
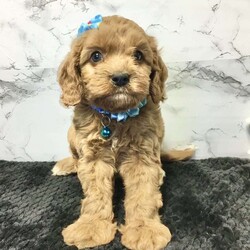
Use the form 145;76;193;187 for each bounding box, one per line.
111;73;130;87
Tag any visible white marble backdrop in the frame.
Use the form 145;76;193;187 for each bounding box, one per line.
0;0;250;161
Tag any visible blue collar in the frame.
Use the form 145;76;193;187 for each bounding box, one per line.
91;98;147;122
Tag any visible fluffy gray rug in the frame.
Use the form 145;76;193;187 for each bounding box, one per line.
0;158;249;250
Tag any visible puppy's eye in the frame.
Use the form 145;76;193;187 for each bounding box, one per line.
134;50;143;61
90;51;103;63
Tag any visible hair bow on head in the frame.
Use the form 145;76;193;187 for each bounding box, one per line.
77;15;103;37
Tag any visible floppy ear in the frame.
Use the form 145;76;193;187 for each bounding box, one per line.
58;39;83;106
148;36;168;104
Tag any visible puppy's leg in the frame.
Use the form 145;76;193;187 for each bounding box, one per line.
52;157;77;175
119;154;171;250
62;157;117;249
52;125;78;175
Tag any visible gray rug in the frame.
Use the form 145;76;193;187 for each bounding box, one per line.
0;158;249;250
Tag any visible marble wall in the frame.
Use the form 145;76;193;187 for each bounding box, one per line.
0;0;249;161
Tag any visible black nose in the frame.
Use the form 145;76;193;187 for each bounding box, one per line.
111;73;130;87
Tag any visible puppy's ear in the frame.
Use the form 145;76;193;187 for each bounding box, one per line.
58;40;83;106
148;36;168;104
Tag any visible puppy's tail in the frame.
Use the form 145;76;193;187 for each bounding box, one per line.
160;147;195;162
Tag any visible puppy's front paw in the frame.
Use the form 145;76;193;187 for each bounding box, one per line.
62;215;117;249
120;219;171;250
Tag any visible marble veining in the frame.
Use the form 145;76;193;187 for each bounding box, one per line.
0;0;249;160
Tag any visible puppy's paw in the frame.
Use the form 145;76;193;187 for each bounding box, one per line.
52;157;77;176
120;219;171;250
62;215;117;249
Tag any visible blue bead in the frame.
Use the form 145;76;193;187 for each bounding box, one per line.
101;126;111;138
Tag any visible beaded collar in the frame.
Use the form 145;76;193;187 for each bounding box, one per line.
91;98;147;139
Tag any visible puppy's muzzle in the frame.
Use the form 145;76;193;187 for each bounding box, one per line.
111;73;130;87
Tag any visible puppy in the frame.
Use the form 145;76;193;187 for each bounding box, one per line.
52;15;194;250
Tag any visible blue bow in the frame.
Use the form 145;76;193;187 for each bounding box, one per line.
92;99;147;122
77;15;103;37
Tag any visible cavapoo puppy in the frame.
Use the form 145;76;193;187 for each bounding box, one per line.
52;15;194;250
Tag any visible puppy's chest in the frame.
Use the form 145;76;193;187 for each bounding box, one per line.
108;122;145;152
111;136;119;153
97;121;141;153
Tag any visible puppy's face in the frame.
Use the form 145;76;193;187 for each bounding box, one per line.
58;16;167;111
80;28;152;112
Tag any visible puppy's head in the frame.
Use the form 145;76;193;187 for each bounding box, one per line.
58;15;167;112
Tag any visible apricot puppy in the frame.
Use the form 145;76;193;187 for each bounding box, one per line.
53;15;191;250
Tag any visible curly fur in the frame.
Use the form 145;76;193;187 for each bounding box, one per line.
52;15;194;250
